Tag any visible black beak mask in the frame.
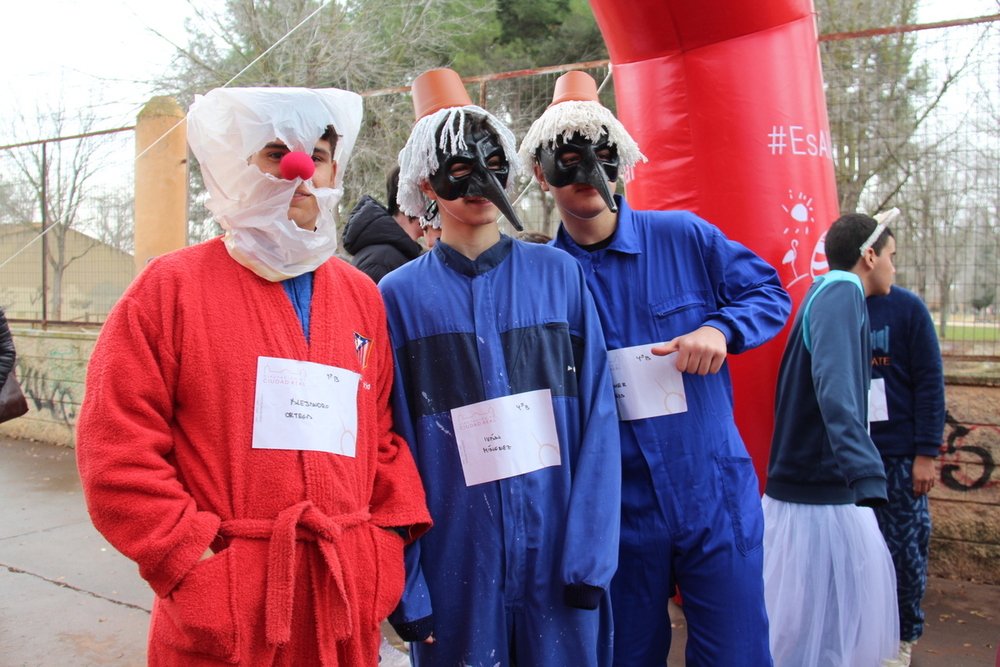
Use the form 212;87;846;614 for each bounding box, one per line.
427;124;524;231
538;132;620;213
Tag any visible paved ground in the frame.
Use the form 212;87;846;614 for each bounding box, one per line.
0;437;149;666
665;579;999;666
1;435;997;666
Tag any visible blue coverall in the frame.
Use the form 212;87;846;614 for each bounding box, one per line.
381;236;621;667
552;196;790;667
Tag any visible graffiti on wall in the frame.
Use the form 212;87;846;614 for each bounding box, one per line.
15;354;82;428
940;410;999;492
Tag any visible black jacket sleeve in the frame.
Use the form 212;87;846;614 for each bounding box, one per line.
0;310;16;389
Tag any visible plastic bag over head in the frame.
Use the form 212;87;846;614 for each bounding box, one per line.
187;87;363;280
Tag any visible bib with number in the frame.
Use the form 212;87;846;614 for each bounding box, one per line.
607;344;688;421
252;357;360;456
450;389;561;486
868;377;889;423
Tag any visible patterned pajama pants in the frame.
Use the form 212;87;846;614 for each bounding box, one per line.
873;455;932;642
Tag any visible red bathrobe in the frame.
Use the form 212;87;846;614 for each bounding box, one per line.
76;239;431;666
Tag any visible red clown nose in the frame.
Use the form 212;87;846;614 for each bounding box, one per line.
279;151;316;181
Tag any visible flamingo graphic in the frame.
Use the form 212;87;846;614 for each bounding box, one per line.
782;239;799;280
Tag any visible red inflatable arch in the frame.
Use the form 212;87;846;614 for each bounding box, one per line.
589;0;838;485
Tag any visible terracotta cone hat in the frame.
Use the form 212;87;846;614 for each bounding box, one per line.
549;70;601;107
519;70;646;176
411;68;474;120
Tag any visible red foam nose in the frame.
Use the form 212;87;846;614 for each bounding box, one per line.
279;151;316;181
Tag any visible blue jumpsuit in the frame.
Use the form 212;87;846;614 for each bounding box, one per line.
552;197;790;667
381;236;621;667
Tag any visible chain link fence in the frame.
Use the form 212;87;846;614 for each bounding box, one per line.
0;127;134;325
820;16;1000;358
1;17;997;357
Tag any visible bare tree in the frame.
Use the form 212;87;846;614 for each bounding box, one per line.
1;105;105;319
817;0;972;214
0;176;35;226
86;188;135;254
155;0;494;220
899;148;978;340
969;41;1000;321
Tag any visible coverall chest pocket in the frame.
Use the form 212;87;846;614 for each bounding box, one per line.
650;291;710;343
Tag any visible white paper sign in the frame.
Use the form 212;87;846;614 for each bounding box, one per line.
869;377;889;423
252;357;360;456
450;389;561;487
607;344;688;421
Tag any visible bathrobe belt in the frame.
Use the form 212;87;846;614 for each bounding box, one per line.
220;501;372;648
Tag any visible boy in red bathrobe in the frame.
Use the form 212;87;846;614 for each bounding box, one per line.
76;87;431;667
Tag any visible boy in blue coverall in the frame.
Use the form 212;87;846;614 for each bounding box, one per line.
522;71;790;667
868;277;946;667
382;68;621;667
764;213;900;667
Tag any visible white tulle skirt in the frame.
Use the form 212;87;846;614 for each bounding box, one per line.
763;495;899;667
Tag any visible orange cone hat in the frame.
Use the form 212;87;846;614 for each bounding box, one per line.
549;70;601;107
411;68;474;121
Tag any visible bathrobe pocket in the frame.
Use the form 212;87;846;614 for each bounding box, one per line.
157;547;239;662
369;525;406;623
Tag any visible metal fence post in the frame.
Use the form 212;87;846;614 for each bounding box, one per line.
40;141;48;329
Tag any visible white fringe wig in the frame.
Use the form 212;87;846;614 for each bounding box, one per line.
518;100;647;181
397;105;520;219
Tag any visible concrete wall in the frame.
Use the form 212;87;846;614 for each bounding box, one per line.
929;362;1000;584
0;327;97;447
2;328;998;582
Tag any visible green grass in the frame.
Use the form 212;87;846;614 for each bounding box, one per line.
937;322;1000;342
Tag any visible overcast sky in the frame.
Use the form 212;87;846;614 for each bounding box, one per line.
1;0;997;146
0;0;193;142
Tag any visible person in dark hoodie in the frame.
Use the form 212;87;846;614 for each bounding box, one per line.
867;211;945;667
343;166;424;283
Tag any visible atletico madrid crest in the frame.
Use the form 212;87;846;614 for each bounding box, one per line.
354;332;372;369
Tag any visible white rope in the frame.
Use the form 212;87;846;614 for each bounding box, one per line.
0;223;60;270
132;0;335;163
596;65;613;94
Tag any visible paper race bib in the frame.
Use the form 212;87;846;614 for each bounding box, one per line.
869;377;889;423
252;357;360;456
607;344;688;421
450;389;561;486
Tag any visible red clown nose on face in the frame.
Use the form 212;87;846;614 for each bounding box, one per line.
279;151;316;181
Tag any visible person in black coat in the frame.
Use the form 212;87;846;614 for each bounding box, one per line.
0;309;16;390
342;167;424;283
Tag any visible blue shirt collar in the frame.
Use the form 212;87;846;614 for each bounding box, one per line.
432;234;513;277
